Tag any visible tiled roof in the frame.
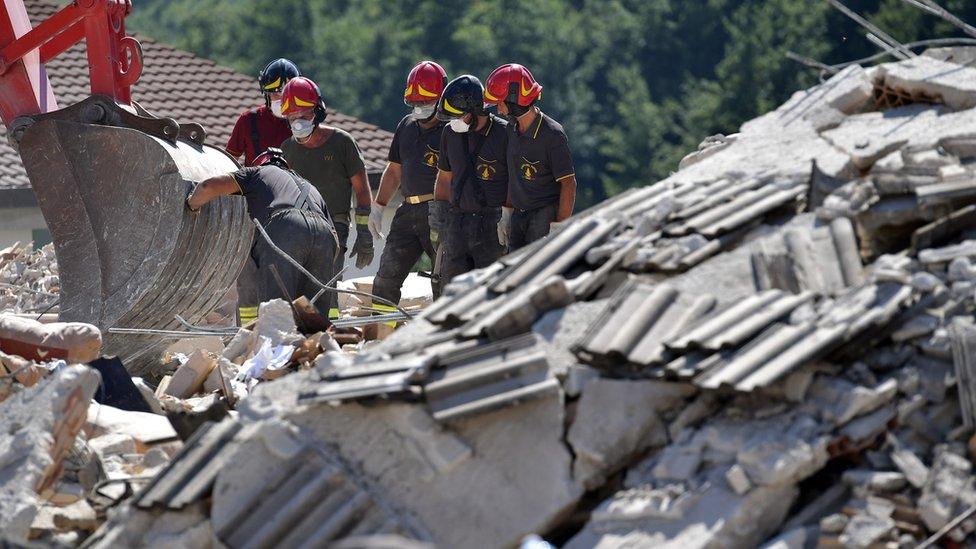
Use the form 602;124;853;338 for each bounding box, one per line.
0;0;391;191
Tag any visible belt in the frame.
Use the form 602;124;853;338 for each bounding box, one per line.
404;193;434;205
451;206;501;216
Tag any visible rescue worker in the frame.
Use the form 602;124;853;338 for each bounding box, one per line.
430;75;509;285
279;76;375;319
225;58;300;324
368;61;447;318
225;58;300;165
484;63;576;250
186;148;336;316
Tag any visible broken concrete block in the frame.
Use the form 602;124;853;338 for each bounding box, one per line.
87;433;136;457
819;64;875;114
679;134;737;169
820;513;849;534
890;445;930;489
877;56;976;111
130;377;164;415
163;336;224;360
841;470;907;492
85;402;177;444
841;405;896;444
222;328;255;362
891;314;939;342
164;349;217;399
203;357;237;405
736;416;829;486
652;440;704;482
762;526;813;549
839;513;894;548
668;393;719;441
139;447;170;471
255;299;302;346
0;366;99;542
561;364;600;398
0;314;101;363
807;377;898;426
725;464;752;495
566;481;798;549
918;446;976;532
567;379;675;489
919;240;976;265
154;376;171;399
50;499;98;532
47;482;84;506
242;371;582;549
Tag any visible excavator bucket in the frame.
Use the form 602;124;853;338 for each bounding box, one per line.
13;97;252;377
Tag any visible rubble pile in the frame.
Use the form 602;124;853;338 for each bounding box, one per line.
0;242;59;315
0;298;352;545
14;49;976;547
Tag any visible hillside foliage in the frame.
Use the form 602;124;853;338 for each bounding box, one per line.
128;0;976;206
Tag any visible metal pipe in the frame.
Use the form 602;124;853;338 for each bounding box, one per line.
866;32;911;60
907;0;976;40
787;38;976;74
825;0;916;58
917;503;976;548
107;327;233;338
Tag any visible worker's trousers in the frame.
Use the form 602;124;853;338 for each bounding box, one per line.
250;208;337;318
329;212;350;318
440;206;504;286
236;235;261;324
373;201;437;307
509;203;558;253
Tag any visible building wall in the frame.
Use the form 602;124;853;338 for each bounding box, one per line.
0;206;48;249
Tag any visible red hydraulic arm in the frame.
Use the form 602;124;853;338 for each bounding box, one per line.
0;0;142;126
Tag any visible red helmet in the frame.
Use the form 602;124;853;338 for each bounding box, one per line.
484;63;542;107
404;61;447;105
281;76;325;116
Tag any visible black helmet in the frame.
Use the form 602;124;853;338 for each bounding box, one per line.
259;58;300;94
251;147;290;169
436;75;487;121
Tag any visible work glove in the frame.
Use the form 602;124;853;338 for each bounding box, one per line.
368;202;385;240
498;207;513;248
428;200;448;247
349;207;374;268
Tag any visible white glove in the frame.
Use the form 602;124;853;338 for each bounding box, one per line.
498;207;513;248
368;202;385;240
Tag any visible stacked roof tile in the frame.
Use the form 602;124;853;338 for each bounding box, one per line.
34;47;976;549
0;0;391;191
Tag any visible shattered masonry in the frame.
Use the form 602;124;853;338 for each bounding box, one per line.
11;48;976;548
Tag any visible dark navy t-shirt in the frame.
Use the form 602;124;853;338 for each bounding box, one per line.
507;110;575;210
232;165;328;225
437;114;509;212
388;115;445;197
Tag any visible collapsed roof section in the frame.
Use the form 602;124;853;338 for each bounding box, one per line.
87;49;976;548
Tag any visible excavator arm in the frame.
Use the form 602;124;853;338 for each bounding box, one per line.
0;1;253;378
0;0;139;123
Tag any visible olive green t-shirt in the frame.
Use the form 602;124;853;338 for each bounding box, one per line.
281;128;366;220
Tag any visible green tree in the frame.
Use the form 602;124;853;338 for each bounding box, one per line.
128;0;976;208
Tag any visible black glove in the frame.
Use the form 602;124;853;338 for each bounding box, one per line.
349;207;374;268
428;200;448;246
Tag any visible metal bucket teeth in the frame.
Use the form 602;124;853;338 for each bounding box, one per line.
18;119;252;376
